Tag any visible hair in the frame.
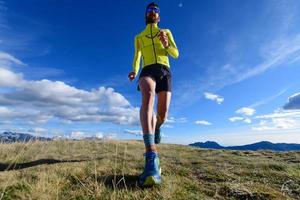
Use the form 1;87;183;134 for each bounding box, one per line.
145;2;160;25
146;2;159;10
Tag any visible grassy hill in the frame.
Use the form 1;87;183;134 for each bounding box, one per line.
0;140;299;200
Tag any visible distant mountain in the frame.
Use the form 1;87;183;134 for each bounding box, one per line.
189;141;300;151
190;141;224;149
0;132;52;143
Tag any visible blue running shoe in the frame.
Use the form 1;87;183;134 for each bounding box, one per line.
138;151;161;187
154;127;161;144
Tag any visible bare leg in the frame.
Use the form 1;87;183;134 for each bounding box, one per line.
156;91;172;129
139;76;157;152
152;112;157;134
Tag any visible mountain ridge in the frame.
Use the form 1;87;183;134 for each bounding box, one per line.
0;131;52;143
189;141;300;151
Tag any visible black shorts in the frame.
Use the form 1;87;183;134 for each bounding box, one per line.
138;64;172;93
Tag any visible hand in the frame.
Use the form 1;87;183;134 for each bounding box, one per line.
128;72;136;81
158;30;169;48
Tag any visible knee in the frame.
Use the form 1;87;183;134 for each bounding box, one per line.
142;90;155;103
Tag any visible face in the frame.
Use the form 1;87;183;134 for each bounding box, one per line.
146;6;160;24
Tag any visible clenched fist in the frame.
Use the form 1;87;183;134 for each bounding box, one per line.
158;30;169;48
128;71;136;81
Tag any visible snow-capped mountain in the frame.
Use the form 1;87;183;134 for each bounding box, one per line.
0;132;52;143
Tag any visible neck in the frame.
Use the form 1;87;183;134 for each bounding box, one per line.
147;23;158;27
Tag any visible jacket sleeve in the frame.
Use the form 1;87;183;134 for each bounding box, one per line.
165;29;179;59
132;35;142;74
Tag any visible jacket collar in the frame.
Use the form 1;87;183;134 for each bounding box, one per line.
145;23;159;32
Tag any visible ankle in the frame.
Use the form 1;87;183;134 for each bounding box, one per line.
146;145;157;153
155;123;162;130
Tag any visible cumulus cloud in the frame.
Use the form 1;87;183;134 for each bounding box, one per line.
283;92;300;110
0;67;24;87
0;52;139;125
204;92;224;104
253;109;300;131
195;120;212;126
252;118;298;131
236;107;256;116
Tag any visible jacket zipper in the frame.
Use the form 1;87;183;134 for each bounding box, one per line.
150;24;158;64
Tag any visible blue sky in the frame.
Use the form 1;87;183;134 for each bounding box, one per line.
1;0;300;145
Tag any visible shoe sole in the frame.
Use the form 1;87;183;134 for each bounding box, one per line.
143;176;161;186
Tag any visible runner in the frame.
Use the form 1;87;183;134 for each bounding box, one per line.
128;2;179;186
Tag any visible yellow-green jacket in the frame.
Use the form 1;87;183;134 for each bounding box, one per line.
132;23;179;74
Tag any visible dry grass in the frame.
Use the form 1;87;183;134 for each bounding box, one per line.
0;140;299;200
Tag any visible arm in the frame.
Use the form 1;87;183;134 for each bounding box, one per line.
132;35;142;74
165;29;179;59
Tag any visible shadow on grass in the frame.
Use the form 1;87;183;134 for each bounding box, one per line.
97;174;140;190
0;158;102;171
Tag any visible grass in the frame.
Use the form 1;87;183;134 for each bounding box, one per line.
0;140;299;199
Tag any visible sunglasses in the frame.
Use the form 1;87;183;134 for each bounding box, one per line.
146;7;160;13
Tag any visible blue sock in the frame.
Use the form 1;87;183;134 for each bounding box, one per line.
143;134;154;149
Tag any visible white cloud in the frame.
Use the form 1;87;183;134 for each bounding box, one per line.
162;124;173;128
252;118;298;131
95;132;104;139
204;92;224;104
243;118;252;124
249;88;288;108
124;129;142;135
235;31;300;85
273;118;297;129
253;109;300;131
28;127;47;135
236;107;256;116
0;67;24;87
229;117;244;122
166;118;175;123
103;133;117;140
178;3;183;8
283;92;300;110
0;51;26;67
174;8;300;109
70;131;85;139
229;116;251;124
195;120;212;126
0;120;11;125
255;110;300;119
0;106;11;115
288;54;300;65
166;117;187;124
0;52;139;125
